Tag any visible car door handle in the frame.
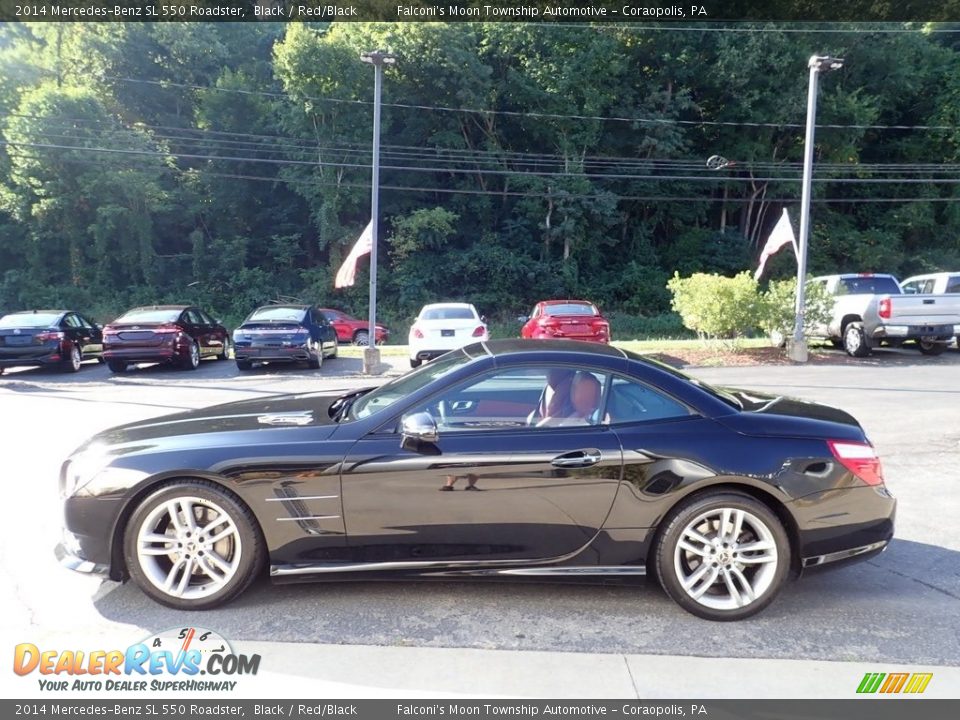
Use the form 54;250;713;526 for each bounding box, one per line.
551;450;602;468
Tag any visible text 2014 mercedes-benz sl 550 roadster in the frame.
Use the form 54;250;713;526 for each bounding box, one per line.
57;340;895;620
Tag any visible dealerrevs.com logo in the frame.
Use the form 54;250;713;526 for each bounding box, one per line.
856;672;933;694
13;628;260;692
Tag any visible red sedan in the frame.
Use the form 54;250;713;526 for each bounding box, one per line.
319;308;389;345
520;300;610;343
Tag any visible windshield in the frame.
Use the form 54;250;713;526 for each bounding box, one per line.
245;307;306;323
115;309;181;324
543;303;598;316
420;307;476;321
0;313;61;328
349;351;473;420
838;276;901;295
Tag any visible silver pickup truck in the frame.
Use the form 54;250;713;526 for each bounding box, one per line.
809;273;960;357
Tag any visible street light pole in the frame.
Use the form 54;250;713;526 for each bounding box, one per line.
788;54;843;363
360;49;395;374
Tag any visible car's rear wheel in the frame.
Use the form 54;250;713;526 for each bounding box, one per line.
107;360;127;374
918;338;946;356
843;322;870;357
62;344;82;373
353;330;369;346
307;347;323;369
182;341;200;370
123;481;264;610
216;339;231;361
236;360;252;371
655;492;790;621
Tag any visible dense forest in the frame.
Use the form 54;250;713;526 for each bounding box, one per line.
2;22;959;334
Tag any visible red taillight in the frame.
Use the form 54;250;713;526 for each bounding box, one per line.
35;330;64;342
472;325;486;337
412;327;424;339
828;440;884;486
878;297;892;319
154;324;183;334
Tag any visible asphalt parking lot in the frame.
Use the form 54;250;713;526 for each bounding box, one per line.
1;349;958;669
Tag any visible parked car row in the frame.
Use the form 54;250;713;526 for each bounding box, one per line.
810;272;960;357
0;304;387;375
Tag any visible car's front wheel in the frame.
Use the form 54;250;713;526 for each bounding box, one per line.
655;492;790;621
353;330;370;346
123;481;264;610
107;360;127;374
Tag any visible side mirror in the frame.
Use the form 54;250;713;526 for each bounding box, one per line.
401;412;439;444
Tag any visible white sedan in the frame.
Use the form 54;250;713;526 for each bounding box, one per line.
408;303;489;367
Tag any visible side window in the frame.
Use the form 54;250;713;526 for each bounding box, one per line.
197;310;215;325
77;315;95;330
313;308;328;326
402;366;608;433
604;376;692;425
901;281;919;295
63;314;82;329
183;310;202;325
946;277;960;294
920;280;936;294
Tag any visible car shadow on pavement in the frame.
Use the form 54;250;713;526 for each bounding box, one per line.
90;538;959;664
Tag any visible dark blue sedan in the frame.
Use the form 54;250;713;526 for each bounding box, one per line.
232;304;338;371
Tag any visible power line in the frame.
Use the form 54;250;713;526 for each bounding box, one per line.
6;150;960;204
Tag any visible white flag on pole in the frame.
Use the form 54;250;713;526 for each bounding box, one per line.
754;209;798;280
334;221;373;289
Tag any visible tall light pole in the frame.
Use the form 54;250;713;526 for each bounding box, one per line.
360;49;395;374
788;54;843;363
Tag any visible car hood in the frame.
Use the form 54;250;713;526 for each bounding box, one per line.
77;390;355;452
715;388;865;440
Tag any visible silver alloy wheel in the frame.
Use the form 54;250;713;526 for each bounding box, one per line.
673;507;778;611
69;345;81;371
189;342;200;368
135;496;242;600
844;325;862;353
354;330;369;346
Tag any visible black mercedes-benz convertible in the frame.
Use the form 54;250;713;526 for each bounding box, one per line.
57;340;895;620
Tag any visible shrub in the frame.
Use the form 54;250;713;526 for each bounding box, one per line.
757;277;835;340
666;272;761;339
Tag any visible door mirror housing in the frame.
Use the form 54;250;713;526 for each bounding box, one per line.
401;412;439;444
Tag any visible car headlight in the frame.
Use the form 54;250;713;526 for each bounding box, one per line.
60;446;111;499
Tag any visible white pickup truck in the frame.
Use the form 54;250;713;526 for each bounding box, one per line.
900;271;960;349
809;273;960;357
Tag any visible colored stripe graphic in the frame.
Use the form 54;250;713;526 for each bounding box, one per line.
857;673;885;693
880;673;909;693
903;673;933;694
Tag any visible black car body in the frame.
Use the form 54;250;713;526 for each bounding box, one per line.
57;340;895;620
233;304;338;371
0;310;102;374
102;305;230;373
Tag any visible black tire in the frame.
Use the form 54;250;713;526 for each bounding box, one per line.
353;330;370;346
654;491;790;621
829;338;843;349
181;341;201;370
61;343;82;373
918;339;946;356
307;348;323;369
842;322;870;357
236;360;252;371
107;360;127;374
216;339;231;361
410;358;422;369
122;480;264;610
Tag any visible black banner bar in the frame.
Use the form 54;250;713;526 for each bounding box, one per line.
3;0;960;23
4;700;960;720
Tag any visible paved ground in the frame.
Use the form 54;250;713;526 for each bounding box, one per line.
1;349;958;697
